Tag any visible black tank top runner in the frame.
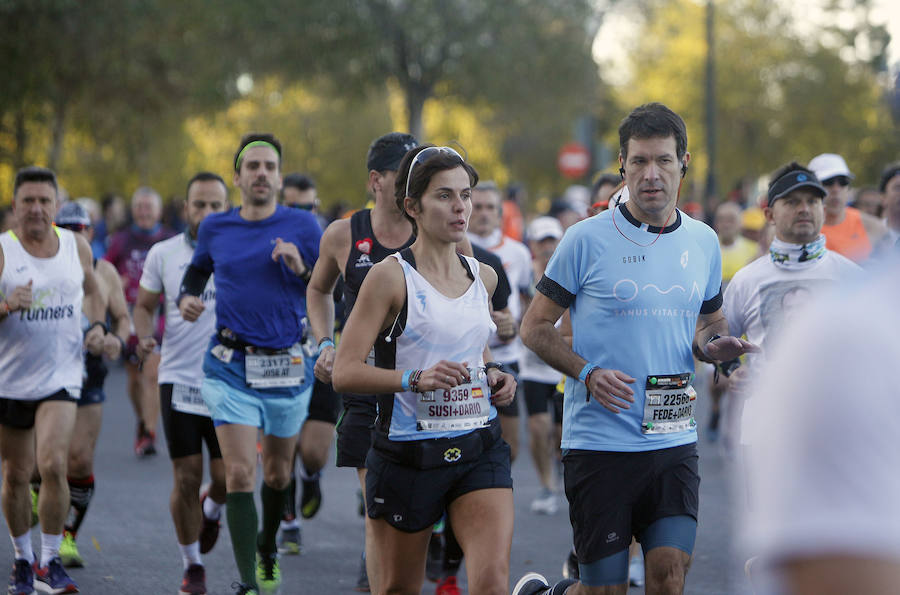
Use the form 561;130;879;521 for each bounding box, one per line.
85;257;108;391
343;209;415;316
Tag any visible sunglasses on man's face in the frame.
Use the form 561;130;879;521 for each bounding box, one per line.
287;203;316;211
822;176;850;187
57;223;90;232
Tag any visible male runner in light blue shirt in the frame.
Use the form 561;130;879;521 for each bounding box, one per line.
514;104;757;595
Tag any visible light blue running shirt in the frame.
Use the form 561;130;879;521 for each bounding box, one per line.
540;204;722;452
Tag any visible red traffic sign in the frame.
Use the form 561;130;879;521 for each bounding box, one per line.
557;142;591;179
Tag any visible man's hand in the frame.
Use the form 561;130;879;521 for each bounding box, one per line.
136;335;158;362
272;238;308;277
705;336;760;362
4;280;33;312
103;333;124;360
586;368;636;414
487;369;516;407
314;344;335;383
84;324;105;356
491;311;517;342
179;295;205;322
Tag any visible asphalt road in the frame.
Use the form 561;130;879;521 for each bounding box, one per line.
2;364;750;594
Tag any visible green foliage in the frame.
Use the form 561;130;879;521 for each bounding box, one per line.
0;0;602;206
612;0;899;198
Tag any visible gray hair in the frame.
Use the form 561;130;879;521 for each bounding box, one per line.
131;186;162;209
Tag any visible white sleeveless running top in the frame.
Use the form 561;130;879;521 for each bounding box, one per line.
0;228;85;400
378;252;497;441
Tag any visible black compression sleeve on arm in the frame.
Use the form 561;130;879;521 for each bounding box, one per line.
177;264;211;304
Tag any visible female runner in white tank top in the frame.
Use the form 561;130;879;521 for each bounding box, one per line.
334;146;516;595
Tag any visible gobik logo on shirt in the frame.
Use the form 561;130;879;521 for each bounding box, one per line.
443;447;462;463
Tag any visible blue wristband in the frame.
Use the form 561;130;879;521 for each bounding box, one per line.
578;362;596;384
401;369;415;392
316;338;335;355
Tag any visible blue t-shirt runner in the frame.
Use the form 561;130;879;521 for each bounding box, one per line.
191;205;320;349
177;135;323;594
540;204;721;452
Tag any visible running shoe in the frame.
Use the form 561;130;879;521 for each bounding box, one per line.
178;564;206;595
529;489;559;515
629;552;645;587
29;486;39;528
425;532;444;582
255;552;280;594
58;532;83;568
33;557;78;594
277;526;301;556
198;492;221;554
299;475;321;519
134;426;157;457
435;575;461;595
7;559;34;595
354;551;369;592
561;547;579;580
511;572;550;595
231;583;258;595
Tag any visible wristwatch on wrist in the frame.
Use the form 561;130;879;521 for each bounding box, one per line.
484;361;504;373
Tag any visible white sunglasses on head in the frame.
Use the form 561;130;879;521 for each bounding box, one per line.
404;146;464;198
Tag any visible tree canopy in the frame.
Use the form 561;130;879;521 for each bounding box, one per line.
1;0;897;210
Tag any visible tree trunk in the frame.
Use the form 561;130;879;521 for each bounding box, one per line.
405;84;429;142
48;97;67;172
14;108;27;170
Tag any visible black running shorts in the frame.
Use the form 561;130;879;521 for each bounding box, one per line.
563;443;699;563
335;394;377;468
306;378;340;425
0;390;77;429
523;380;557;416
159;384;223;460
365;437;512;533
80;354;107;407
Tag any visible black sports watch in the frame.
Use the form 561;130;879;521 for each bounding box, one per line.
484;362;505;373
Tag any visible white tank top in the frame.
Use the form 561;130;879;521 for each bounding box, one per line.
0;228;85;400
381;252;497;441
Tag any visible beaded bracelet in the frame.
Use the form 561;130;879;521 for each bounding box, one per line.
409;369;423;392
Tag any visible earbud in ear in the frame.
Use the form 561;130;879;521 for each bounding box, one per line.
619;167;625;179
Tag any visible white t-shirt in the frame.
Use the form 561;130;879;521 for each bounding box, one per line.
139;233;216;389
468;230;533;365
741;260;900;568
722;250;860;443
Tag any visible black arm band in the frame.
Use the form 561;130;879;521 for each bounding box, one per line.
536;274;575;309
700;287;723;314
178;264;212;305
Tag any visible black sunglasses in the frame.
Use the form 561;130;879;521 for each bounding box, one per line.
822;176;850;187
287;203;316;211
56;223;90;232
